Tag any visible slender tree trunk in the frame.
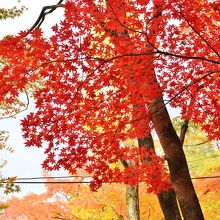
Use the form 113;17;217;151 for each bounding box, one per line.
138;136;182;220
149;96;204;220
179;119;189;146
126;184;140;220
121;157;140;220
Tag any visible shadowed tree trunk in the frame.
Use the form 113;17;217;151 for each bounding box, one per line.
149;96;204;220
138;135;182;220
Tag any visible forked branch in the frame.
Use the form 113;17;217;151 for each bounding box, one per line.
29;0;65;31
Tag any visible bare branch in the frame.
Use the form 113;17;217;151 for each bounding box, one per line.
29;0;65;31
184;140;210;147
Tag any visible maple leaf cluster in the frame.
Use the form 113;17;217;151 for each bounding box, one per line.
0;0;219;192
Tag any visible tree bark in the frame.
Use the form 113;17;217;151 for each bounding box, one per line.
121;157;140;220
121;150;140;220
158;190;182;220
126;184;140;220
149;96;204;220
138;136;182;220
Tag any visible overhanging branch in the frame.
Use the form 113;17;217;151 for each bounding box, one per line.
29;0;65;31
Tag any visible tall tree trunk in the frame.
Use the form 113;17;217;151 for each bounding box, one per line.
138;135;182;220
126;184;140;220
149;96;204;220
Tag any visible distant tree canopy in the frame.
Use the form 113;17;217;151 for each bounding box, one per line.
0;4;26;21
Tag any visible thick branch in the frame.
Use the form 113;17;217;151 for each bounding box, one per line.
29;0;64;31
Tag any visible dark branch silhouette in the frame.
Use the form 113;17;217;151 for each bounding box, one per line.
29;0;64;31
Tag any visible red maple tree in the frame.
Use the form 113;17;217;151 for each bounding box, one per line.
0;0;219;219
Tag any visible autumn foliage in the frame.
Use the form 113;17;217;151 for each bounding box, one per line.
0;178;166;220
0;0;219;194
1;176;219;220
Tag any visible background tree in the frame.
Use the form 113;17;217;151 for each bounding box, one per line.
0;130;20;195
1;175;219;219
0;191;73;219
0;3;26;21
0;178;166;220
0;1;28;207
172;117;220;176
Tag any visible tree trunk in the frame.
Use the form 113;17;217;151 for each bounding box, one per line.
138;136;182;220
149;96;204;220
158;190;182;220
121;151;140;220
126;184;140;220
121;153;140;219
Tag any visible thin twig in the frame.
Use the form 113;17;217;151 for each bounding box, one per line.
184;140;210;147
